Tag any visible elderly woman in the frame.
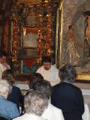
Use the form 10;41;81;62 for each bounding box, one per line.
13;90;48;120
0;79;20;120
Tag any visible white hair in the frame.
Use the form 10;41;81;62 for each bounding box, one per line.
0;79;11;97
24;90;48;116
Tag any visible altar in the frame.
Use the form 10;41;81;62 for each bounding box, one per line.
1;0;58;75
77;74;90;81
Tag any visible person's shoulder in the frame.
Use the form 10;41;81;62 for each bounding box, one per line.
13;113;32;120
36;66;44;72
52;83;61;88
52;83;69;93
13;86;21;91
51;64;57;68
4;99;19;111
37;65;43;70
12;86;22;94
49;103;62;112
46;103;64;119
7;100;17;107
64;83;82;94
69;83;80;90
73;84;82;92
13;114;26;120
51;64;59;71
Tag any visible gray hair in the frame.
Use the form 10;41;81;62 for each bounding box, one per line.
31;80;52;99
59;64;77;83
0;79;11;97
24;90;48;116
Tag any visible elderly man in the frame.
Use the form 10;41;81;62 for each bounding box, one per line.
0;79;20;119
13;90;48;120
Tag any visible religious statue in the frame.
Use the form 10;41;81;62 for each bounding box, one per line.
67;25;80;66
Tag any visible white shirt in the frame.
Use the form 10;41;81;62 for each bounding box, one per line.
42;103;64;120
37;65;60;86
13;113;46;120
0;63;10;78
82;103;90;120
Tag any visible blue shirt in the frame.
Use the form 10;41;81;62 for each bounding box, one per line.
0;96;20;119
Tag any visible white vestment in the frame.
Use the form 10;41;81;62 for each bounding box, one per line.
37;64;60;86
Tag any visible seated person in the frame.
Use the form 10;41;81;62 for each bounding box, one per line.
51;64;84;120
2;70;24;114
13;90;48;120
29;73;44;89
0;80;20;119
36;56;60;86
30;78;64;120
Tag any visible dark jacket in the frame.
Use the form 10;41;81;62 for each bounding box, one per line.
51;82;84;120
8;86;24;114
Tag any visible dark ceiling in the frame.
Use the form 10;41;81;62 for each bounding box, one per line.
0;0;60;19
0;0;16;17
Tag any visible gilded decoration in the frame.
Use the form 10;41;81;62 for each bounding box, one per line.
5;0;56;74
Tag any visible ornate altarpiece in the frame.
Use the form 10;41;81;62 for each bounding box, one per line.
2;0;57;75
